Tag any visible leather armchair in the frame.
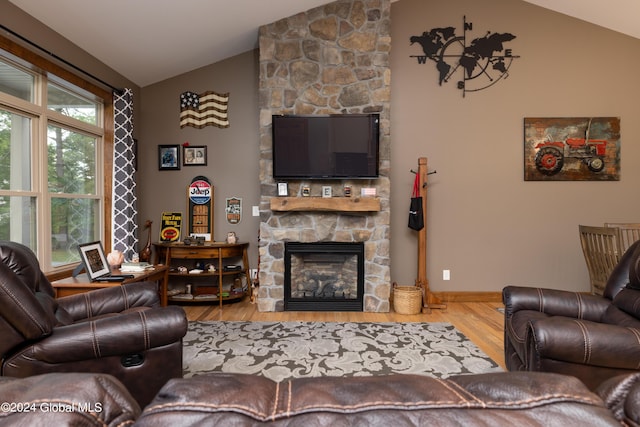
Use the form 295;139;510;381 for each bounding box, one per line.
0;241;188;407
0;373;141;426
503;240;640;390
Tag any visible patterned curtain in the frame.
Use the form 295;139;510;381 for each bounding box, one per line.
112;88;138;260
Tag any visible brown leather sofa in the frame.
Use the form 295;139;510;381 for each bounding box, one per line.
0;240;188;408
503;240;640;390
2;371;640;426
0;372;141;426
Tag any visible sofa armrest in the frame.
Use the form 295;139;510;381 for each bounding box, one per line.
529;317;640;370
503;285;609;322
25;306;187;363
57;281;161;320
0;373;140;425
597;373;640;424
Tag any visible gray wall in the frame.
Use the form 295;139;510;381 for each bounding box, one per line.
390;0;640;293
137;51;261;265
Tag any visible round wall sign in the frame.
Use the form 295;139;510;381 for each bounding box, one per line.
189;180;212;205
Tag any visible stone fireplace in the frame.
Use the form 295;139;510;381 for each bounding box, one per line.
285;242;364;311
257;0;391;312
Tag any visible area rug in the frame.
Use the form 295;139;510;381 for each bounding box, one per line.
183;321;502;382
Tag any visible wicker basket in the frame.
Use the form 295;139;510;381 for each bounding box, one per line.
393;283;423;315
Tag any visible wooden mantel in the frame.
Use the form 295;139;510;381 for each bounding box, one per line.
270;197;381;212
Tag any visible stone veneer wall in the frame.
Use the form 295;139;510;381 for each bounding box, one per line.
257;0;391;312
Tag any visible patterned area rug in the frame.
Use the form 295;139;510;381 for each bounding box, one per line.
183;321;501;382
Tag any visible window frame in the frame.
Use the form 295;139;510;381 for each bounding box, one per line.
1;35;114;279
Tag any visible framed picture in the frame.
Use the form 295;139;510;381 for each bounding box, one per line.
524;117;620;181
277;182;288;196
158;145;180;170
183;145;207;166
77;241;110;280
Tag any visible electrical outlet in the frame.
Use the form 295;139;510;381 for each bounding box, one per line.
443;269;451;280
252;206;260;216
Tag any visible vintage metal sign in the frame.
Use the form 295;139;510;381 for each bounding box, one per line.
226;197;241;224
188;178;212;204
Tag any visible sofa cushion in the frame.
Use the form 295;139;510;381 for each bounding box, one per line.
136;372;620;426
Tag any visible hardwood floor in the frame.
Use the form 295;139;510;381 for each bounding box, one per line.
181;299;506;369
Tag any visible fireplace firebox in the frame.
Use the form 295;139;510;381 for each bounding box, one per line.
284;242;364;311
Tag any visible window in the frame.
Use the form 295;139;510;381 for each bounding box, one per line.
0;49;107;271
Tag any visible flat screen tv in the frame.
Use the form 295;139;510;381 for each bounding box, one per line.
272;113;379;179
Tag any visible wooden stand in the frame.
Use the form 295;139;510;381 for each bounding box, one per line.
154;242;249;308
415;157;446;313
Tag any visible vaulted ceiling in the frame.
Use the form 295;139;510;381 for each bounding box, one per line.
7;0;640;87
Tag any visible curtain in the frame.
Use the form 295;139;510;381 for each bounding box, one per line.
112;88;138;260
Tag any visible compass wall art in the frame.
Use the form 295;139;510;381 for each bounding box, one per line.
409;16;519;97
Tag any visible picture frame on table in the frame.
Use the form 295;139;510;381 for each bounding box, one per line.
183;146;207;166
77;241;110;280
158;145;180;170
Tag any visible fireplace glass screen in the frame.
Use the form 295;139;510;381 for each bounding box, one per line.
284;242;364;311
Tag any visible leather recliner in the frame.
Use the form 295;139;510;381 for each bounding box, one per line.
503;240;640;390
0;240;188;408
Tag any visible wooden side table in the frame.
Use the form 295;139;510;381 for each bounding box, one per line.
51;265;170;306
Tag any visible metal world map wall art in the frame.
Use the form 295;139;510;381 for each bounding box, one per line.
410;16;519;97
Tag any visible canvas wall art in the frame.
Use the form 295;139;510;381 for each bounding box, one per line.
524;117;620;181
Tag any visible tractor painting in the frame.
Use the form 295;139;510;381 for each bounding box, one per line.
524;117;620;181
534;134;607;176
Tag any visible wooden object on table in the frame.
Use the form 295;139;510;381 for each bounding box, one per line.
154;242;249;308
579;225;623;296
415;157;445;312
51;265;170;306
140;219;153;262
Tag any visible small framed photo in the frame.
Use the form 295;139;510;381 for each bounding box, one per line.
322;186;332;198
277;182;288;196
158;145;180;170
302;186;311;197
183;146;207;166
77;241;110;280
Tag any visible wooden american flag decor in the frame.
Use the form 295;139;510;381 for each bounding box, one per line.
180;91;230;129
